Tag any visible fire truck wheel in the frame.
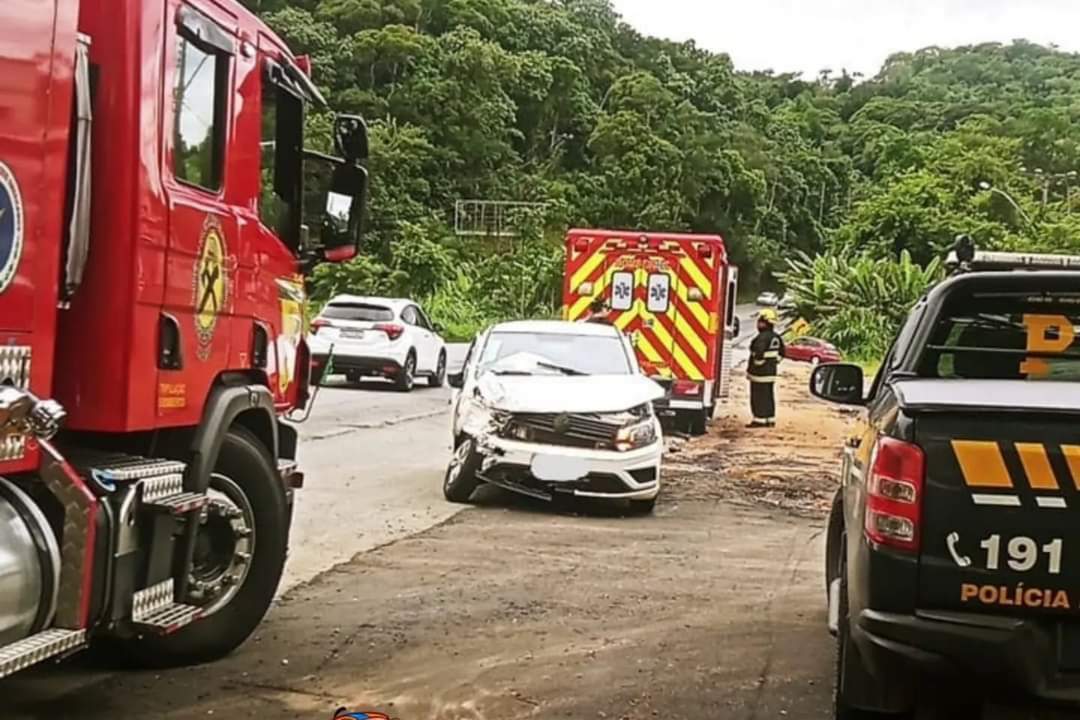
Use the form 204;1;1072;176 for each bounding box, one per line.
443;436;482;503
395;351;416;392
116;427;288;667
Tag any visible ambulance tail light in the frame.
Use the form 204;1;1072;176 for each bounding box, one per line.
687;288;704;302
699;244;713;260
578;282;595;296
864;437;925;553
573;237;589;252
375;323;405;341
672;380;703;398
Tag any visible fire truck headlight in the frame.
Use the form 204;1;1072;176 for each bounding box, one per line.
615;419;657;452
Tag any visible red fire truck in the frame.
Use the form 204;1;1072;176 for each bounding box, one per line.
0;0;367;677
563;230;740;435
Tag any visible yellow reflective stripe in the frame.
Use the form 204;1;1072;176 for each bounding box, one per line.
1015;443;1059;490
680;256;712;297
647;312;702;380
1062;446;1080;489
674;310;708;362
570;250;606;291
569;272;611;320
951;441;1013;488
674;277;711;330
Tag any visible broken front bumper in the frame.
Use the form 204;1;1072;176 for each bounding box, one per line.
475;435;662;501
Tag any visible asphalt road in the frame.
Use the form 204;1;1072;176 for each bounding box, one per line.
8;307;808;718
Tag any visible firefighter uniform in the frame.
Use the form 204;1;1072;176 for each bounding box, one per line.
748;310;784;427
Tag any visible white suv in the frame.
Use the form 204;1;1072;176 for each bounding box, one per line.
308;295;447;391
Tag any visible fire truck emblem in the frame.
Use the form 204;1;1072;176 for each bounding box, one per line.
193;216;228;360
0;162;25;294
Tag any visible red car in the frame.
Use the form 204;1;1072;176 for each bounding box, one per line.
784;336;841;364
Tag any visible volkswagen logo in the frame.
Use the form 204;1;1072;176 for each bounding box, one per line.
552;413;572;434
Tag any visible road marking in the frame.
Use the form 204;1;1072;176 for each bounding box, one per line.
1036;496;1068;509
972;494;1021;507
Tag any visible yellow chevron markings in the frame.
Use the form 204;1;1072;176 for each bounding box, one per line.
952;441;1013;488
570;250;606;291
1015;443;1059;490
1062;446;1080;490
680;256;712;297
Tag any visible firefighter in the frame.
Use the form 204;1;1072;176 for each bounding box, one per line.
747;308;784;427
582;297;614;325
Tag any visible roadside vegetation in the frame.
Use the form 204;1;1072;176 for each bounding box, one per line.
246;0;1080;351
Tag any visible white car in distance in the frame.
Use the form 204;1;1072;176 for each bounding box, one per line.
308;295;447;392
445;320;665;514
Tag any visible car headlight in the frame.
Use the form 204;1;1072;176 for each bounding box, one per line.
615;419;657;452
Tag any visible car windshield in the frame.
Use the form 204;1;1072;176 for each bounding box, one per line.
918;289;1080;380
479;331;631;376
321;303;394;322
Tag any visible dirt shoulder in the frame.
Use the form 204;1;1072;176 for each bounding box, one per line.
6;362;852;720
666;361;853;518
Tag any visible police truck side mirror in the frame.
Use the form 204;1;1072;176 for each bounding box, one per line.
810;363;865;406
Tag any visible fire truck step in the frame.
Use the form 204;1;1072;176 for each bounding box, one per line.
0;628;87;679
132;579;203;635
144;491;208;514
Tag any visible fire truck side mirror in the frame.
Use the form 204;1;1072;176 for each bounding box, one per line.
316;162;368;263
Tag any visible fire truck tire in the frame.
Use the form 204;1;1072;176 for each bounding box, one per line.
115;427;288;667
395;351;416;392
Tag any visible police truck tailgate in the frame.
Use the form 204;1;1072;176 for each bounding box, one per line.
899;381;1080;619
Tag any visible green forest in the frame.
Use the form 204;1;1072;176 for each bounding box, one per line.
244;0;1080;356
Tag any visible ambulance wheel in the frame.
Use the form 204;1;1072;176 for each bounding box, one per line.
685;409;708;436
111;427;288;667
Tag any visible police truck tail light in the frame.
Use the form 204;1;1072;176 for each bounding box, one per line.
311;319;331;334
375;323;405;341
672;380;702;397
864;437;926;553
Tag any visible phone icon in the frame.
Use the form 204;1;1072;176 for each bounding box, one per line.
947;532;971;568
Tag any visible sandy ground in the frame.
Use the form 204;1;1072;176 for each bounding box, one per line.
666;362;853;518
6;360;857;720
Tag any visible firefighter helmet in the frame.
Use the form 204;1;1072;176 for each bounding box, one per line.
758;308;778;325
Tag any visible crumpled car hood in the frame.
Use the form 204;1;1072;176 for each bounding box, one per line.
477;373;665;414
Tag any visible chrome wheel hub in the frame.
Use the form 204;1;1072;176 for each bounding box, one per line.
187;473;255;615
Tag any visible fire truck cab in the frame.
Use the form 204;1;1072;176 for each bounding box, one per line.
0;0;367;678
563;230;739;435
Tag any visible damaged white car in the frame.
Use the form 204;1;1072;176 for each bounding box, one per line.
445;320;665;514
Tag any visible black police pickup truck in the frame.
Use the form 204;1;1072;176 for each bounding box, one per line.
813;249;1080;718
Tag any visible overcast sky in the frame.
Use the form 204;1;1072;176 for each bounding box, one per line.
610;0;1080;78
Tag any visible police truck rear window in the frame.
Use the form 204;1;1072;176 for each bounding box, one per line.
322;304;394;322
919;290;1080;381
